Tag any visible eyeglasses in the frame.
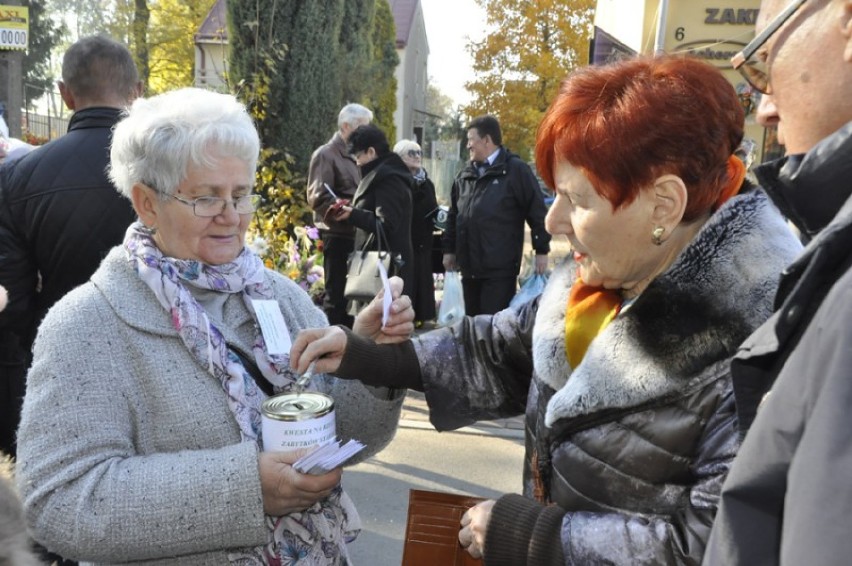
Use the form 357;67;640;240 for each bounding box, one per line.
730;0;808;94
159;190;261;217
406;149;422;158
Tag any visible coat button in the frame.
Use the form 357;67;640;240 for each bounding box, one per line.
785;305;799;323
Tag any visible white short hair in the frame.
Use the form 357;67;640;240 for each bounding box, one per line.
109;87;260;198
338;103;373;129
393;139;421;156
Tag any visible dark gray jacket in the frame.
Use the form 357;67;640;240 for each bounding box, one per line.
338;188;801;565
704;122;852;566
443;148;550;279
413;188;800;565
0;107;136;456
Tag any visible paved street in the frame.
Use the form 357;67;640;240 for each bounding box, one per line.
342;391;525;565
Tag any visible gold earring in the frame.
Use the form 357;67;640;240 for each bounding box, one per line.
652;226;665;246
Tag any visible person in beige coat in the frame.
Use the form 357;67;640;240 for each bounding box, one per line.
15;88;411;565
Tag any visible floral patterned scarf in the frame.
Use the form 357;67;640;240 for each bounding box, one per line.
124;222;359;565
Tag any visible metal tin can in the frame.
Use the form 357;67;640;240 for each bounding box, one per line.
261;392;336;452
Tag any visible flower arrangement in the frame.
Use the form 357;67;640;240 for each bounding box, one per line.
247;226;325;306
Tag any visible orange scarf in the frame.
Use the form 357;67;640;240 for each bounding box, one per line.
715;155;747;210
564;278;622;368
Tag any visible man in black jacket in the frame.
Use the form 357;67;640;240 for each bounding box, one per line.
0;36;141;457
704;1;852;564
442;115;550;315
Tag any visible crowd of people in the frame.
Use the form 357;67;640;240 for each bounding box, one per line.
1;0;851;563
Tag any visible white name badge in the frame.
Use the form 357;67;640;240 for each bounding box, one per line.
251;299;292;356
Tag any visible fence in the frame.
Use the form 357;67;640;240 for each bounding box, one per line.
22;86;70;142
422;157;463;205
23;110;69;141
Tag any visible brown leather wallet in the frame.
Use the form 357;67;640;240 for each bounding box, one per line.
401;489;485;566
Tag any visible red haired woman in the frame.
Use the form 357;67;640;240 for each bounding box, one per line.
291;55;802;565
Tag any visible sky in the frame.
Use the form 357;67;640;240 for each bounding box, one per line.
420;0;487;108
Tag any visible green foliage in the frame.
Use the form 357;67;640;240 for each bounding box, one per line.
465;0;595;160
422;82;460;155
22;0;65;104
365;0;398;141
147;0;218;94
235;52;322;295
228;0;345;173
338;0;376;106
47;0;214;94
236;53;312;231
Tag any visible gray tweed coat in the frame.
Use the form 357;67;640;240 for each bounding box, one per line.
15;247;403;565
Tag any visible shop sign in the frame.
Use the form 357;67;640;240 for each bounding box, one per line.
0;5;29;51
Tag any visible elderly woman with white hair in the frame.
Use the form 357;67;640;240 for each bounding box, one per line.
15;88;411;565
393;139;439;325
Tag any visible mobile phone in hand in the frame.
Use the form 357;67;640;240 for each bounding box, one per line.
324;198;350;220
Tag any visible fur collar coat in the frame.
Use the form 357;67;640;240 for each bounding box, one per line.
412;188;802;565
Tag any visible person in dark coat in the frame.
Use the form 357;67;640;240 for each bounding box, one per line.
0;35;141;458
703;1;852;564
330;125;414;314
306;103;373;328
394;139;438;325
289;55;802;565
443;115;551;315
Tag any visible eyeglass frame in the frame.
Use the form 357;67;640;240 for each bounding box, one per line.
730;0;808;94
148;185;261;217
406;149;422;158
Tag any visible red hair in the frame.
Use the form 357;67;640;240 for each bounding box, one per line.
535;55;744;221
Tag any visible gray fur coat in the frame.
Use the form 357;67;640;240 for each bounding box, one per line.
15;247;403;565
412;189;802;565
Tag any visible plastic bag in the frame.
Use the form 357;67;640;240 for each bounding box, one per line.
437;271;465;326
509;273;548;309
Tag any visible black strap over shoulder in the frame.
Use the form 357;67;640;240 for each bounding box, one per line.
231;346;275;396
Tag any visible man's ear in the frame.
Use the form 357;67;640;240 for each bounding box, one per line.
58;81;76;111
130;183;159;229
842;0;852;62
650;174;688;230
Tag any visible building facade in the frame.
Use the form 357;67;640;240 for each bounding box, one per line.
593;0;779;164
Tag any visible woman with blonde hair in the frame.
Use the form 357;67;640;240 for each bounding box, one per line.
393;139;438;325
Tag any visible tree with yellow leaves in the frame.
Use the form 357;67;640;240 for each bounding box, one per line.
147;0;218;94
465;0;595;161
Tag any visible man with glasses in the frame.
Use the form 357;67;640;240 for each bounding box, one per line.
704;1;852;564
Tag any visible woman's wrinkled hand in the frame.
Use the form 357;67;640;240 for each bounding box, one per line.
258;450;342;516
459;499;495;559
290;326;347;376
352;275;414;344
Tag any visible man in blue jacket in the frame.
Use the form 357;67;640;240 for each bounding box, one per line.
0;36;141;458
443;115;550;315
704;1;852;564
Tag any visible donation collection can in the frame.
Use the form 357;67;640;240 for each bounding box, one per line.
261;392;336;452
